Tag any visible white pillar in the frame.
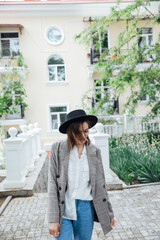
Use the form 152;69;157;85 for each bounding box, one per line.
28;124;38;162
0;127;5;168
18;125;34;172
3;127;26;189
124;110;132;133
34;122;45;155
92;123;113;183
116;118;123;138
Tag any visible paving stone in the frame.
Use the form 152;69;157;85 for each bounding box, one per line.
0;185;160;239
145;236;160;240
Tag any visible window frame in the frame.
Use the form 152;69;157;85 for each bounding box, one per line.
47;55;66;83
139;83;159;104
94;79;113;105
137;27;154;62
91;29;110;64
93;31;109;54
45;25;64;45
47;104;68;133
3;80;23;119
0;30;20;58
137;27;153;47
139;94;150;104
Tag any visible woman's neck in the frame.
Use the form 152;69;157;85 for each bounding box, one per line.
76;143;84;150
76;144;84;158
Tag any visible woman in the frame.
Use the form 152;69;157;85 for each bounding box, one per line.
48;109;115;240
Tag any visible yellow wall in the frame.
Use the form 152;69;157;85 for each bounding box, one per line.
0;17;159;143
0;16;93;142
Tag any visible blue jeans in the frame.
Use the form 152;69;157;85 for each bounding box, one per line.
55;200;94;240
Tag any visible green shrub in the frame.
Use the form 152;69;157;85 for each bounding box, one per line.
109;133;160;184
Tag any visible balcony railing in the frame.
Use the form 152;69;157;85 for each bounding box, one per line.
0;55;19;68
0;56;27;79
89;48;154;65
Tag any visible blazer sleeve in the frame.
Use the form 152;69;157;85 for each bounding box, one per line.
96;148;114;220
47;142;60;223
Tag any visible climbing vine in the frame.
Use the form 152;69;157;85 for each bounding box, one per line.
76;0;160;117
0;52;28;168
0;52;28;118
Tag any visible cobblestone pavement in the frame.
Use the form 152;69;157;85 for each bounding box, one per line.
0;185;160;240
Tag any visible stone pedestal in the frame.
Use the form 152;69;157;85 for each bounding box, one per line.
3;127;26;189
92;123;113;183
18;125;34;172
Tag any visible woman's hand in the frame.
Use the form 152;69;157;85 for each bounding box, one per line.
49;222;60;237
111;219;115;228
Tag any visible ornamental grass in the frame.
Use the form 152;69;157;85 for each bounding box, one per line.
109;132;160;184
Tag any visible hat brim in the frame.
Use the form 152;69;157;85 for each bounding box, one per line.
59;115;98;134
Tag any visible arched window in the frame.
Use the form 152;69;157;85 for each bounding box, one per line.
48;55;65;82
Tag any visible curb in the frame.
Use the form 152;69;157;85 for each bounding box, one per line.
123;181;160;189
0;196;12;215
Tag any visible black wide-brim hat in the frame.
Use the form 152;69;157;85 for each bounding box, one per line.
59;109;98;134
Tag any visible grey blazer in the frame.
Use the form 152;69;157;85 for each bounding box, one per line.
48;140;114;235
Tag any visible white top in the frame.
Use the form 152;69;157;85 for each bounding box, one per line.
63;145;93;220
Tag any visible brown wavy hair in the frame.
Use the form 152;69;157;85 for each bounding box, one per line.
67;119;91;149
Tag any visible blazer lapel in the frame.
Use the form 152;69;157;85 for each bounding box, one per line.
86;143;97;197
59;140;70;185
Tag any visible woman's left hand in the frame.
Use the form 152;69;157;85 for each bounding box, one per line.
110;219;115;228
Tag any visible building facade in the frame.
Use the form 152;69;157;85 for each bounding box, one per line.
0;0;159;143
